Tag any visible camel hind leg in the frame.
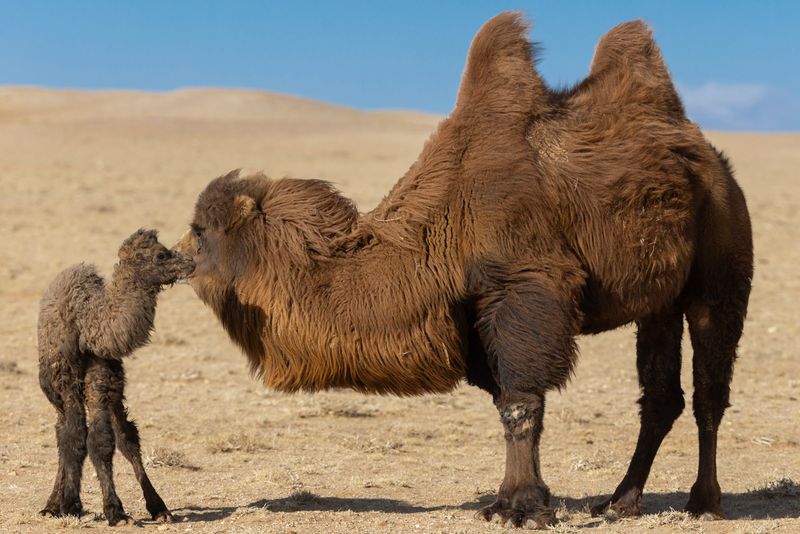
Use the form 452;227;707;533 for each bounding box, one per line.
85;358;134;526
40;422;66;517
684;168;753;518
38;352;85;517
108;362;173;522
684;265;751;517
591;306;685;517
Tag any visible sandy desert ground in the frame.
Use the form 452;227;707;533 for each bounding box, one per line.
1;87;798;533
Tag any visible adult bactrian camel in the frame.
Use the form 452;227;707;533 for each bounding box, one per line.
175;12;753;529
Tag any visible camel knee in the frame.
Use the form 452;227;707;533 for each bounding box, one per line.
639;387;685;427
58;410;87;459
87;414;115;460
113;412;144;461
499;399;543;441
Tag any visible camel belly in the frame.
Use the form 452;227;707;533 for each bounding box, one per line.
578;237;693;334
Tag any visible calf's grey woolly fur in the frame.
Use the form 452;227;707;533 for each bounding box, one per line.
37;229;192;525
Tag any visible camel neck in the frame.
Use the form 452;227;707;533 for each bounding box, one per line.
222;236;467;395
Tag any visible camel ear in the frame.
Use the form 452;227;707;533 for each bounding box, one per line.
229;194;259;229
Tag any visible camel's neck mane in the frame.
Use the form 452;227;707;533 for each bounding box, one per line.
209;165;471;396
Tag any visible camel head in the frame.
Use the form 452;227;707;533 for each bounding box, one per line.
175;169;359;305
118;228;195;288
173;170;267;303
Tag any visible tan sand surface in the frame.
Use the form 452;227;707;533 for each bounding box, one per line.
1;88;798;533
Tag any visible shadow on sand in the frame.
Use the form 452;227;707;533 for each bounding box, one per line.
172;486;798;524
464;488;800;521
173;496;446;523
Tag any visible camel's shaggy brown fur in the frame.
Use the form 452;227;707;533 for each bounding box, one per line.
175;12;752;528
37;229;193;525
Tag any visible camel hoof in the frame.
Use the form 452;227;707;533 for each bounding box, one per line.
685;504;725;521
591;487;641;519
105;510;136;527
477;503;556;529
39;508;60;518
154;510;174;523
685;489;723;520
589;499;610;517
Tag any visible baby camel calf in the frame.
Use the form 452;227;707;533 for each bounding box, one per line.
37;229;193;525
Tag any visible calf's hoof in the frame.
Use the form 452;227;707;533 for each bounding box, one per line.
39;507;61;518
106;513;135;527
58;500;83;518
104;506;135;527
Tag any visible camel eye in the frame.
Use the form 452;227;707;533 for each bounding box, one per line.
191;224;204;238
155;251;167;262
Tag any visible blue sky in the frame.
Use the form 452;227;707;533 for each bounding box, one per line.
1;1;798;131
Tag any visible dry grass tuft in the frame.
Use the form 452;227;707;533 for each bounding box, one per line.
0;360;22;374
143;446;193;469
208;432;270;454
331;406;376;418
568;456;605;472
546;521;581;533
8;511;41;526
342;435;403;454
640;510;704;531
287;490;322;504
51;515;95;529
230;504;269;520
298;404;377;419
750;478;800;499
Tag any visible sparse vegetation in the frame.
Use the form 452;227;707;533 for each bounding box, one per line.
143;447;192;469
0;360;22;374
286;490;321;504
640;510;704;531
751;478;800;499
208;432;270;454
568;456;605;472
341;436;403;454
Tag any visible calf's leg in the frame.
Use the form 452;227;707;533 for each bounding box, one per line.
58;395;88;517
109;361;173;522
85;359;133;526
39;432;65;516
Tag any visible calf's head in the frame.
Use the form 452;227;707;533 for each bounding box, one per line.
119;229;196;288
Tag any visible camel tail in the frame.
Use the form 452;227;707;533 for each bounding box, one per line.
455;11;549;115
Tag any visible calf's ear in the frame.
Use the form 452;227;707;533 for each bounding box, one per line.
228;194;259;230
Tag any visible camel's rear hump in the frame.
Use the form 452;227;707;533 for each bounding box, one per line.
582;19;685;118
